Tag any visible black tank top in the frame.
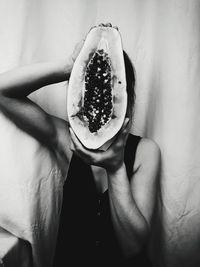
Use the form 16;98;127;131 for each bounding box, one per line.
54;134;152;267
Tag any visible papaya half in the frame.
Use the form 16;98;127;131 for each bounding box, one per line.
67;24;127;150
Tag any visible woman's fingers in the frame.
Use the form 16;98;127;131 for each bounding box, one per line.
98;22;113;27
122;117;130;132
121;118;131;145
113;25;119;31
105;22;112;27
117;117;130;139
69;127;102;163
110;118;130;150
69;117;131;165
71;39;85;62
98;23;119;30
69;127;83;151
98;23;106;27
70;139;75;151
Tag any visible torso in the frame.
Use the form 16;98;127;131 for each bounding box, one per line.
54;134;150;267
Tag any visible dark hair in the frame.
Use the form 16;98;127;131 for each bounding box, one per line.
123;51;136;120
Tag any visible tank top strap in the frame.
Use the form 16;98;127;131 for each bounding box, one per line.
67;134;141;184
124;134;142;179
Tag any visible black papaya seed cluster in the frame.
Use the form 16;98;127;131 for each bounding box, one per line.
83;49;113;133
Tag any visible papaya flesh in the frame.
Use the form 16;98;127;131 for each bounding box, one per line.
67;25;127;150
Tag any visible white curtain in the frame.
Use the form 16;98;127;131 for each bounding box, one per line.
0;0;200;266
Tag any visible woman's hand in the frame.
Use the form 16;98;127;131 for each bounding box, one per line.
58;39;85;79
69;118;130;174
70;39;85;64
69;22;119;65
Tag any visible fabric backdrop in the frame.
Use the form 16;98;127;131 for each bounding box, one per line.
0;0;200;266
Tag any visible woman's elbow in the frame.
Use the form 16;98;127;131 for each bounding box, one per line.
122;222;149;258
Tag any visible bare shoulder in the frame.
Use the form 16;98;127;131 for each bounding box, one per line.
133;137;161;174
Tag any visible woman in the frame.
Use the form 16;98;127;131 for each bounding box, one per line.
0;25;160;267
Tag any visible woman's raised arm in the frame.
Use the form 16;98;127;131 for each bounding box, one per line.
0;59;73;148
0;60;72;97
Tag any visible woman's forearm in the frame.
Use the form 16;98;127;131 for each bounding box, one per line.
107;164;149;258
0;59;73;97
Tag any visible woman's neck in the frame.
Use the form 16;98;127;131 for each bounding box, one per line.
91;165;108;194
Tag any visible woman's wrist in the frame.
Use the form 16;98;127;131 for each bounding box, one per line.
106;162;126;178
54;58;73;81
107;163;129;191
34;60;73;86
